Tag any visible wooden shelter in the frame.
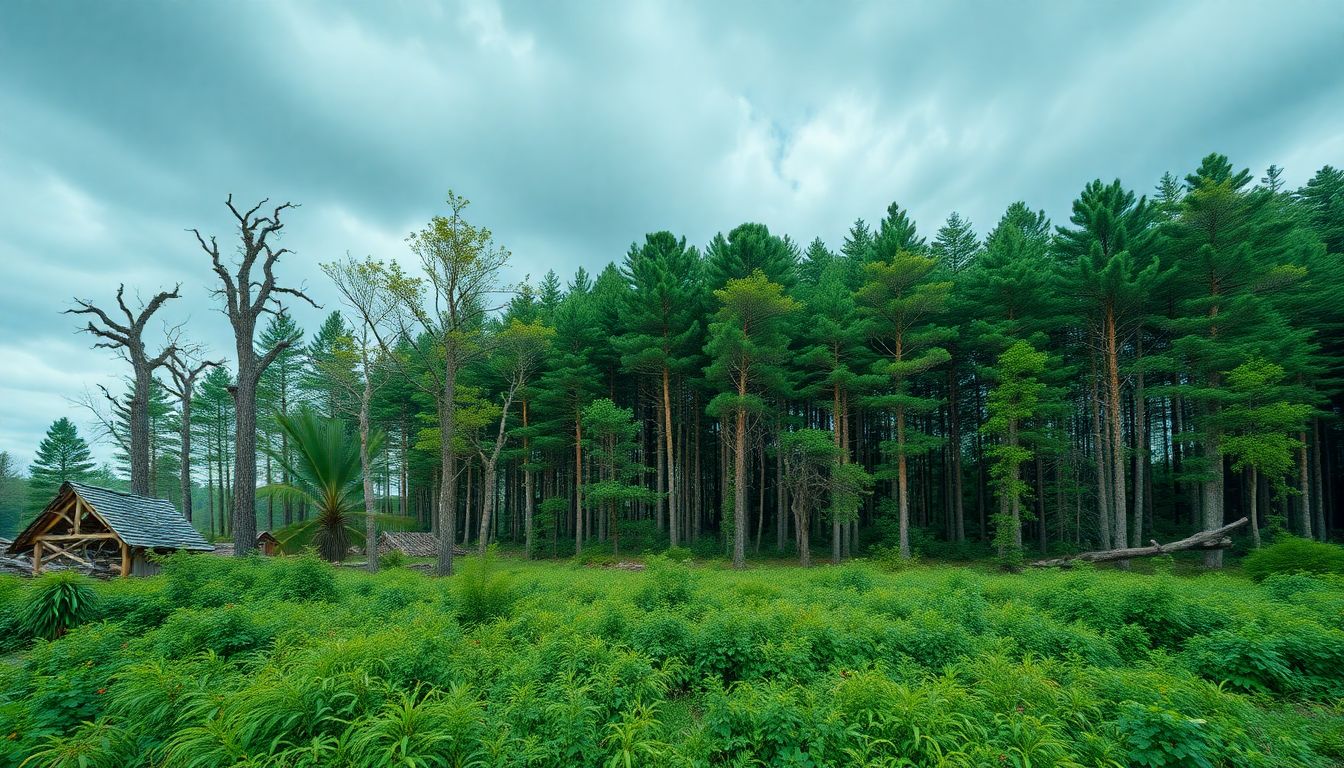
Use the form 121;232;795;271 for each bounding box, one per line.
6;482;213;577
379;531;467;558
256;530;280;556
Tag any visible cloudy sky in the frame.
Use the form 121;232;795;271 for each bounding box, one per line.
1;0;1342;469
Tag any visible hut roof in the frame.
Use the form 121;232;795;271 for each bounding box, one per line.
379;531;466;558
7;482;213;554
257;531;279;545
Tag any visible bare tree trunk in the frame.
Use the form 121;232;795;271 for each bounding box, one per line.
1133;334;1148;548
1299;433;1313;539
1313;420;1327;541
733;371;748;569
1202;427;1224;568
1248;467;1261;549
361;369;378;572
1104;307;1128;567
1090;357;1112;549
897;403;911;558
574;414;584;556
437;360;459;574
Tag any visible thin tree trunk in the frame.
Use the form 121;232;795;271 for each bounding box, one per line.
1104;307;1128;567
1248;467;1261;549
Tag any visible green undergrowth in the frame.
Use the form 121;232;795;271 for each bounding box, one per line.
2;553;1343;767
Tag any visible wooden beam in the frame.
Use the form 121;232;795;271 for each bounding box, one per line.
33;533;120;542
120;542;131;578
32;539;42;576
32;532;119;543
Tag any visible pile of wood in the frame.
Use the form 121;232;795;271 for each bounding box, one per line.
0;550;121;579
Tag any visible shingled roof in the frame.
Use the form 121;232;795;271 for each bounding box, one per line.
7;482;213;554
379;531;466;558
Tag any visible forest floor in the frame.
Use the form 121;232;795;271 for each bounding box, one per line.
3;553;1343;766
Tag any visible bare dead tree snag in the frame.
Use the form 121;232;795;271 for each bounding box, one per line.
192;195;317;555
1030;518;1248;568
163;352;221;524
66;284;181;495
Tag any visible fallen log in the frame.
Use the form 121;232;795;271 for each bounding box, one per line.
1031;518;1249;568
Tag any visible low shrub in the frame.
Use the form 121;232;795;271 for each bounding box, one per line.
379;549;407;569
1242;537;1344;582
633;555;695;611
19;571;99;641
451;549;516;624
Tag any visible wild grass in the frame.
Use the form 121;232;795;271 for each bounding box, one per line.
1;553;1343;766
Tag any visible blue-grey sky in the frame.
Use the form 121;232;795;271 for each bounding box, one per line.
1;0;1342;469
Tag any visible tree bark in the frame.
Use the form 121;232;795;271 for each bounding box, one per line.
1104;306;1128;567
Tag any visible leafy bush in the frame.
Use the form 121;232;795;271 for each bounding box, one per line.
451;549;516;624
663;546;693;563
633;555;695;611
19;571;99;641
379;549;407;569
1242;537;1344;582
1115;701;1214;768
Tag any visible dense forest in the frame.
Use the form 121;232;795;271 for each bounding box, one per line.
7;152;1343;573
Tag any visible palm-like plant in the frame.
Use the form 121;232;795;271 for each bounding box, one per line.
261;408;384;562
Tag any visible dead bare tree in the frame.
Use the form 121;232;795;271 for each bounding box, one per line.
66;284;180;495
192;196;317;555
163;352;221;524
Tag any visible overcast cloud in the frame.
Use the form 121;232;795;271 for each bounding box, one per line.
1;0;1342;468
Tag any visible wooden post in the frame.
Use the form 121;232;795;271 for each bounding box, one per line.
120;542;131;577
32;539;42;576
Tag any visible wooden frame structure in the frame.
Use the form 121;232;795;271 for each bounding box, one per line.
7;482;214;577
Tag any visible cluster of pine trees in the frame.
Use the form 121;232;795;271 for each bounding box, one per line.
13;153;1344;569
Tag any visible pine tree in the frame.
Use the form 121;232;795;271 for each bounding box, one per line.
0;451;22;537
615;232;701;547
704;223;799;292
1057;179;1160;554
982;341;1049;568
705;271;799;568
582;398;653;555
28;417;95;512
1219;358;1312;548
932;212;980;273
304;311;358;419
857;250;952;558
537;280;601;554
1159;153;1302;564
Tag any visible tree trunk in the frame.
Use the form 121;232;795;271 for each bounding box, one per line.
231;365;258;555
1104;307;1128;567
1248;467;1261;549
179;397;194;523
1134;334;1148;548
361;374;378;573
574;413;584;556
1202;428;1224;568
523;399;535;559
832;383;842;564
1090;358;1111;549
733;371;748;569
897;403;911;558
436;360;459;576
1299;433;1312;539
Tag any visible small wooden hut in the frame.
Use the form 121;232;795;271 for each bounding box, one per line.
256;530;280;556
6;482;213;576
378;531;467;558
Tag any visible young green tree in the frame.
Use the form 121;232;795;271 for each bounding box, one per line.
856;251;952;559
303;311;358;419
193;364;236;538
1219;358;1312;548
582;398;653;555
372;191;510;575
705;271;799;569
28;418;95;513
0;451;22;538
932;211;980;273
982;341;1049;568
615;231;700;548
